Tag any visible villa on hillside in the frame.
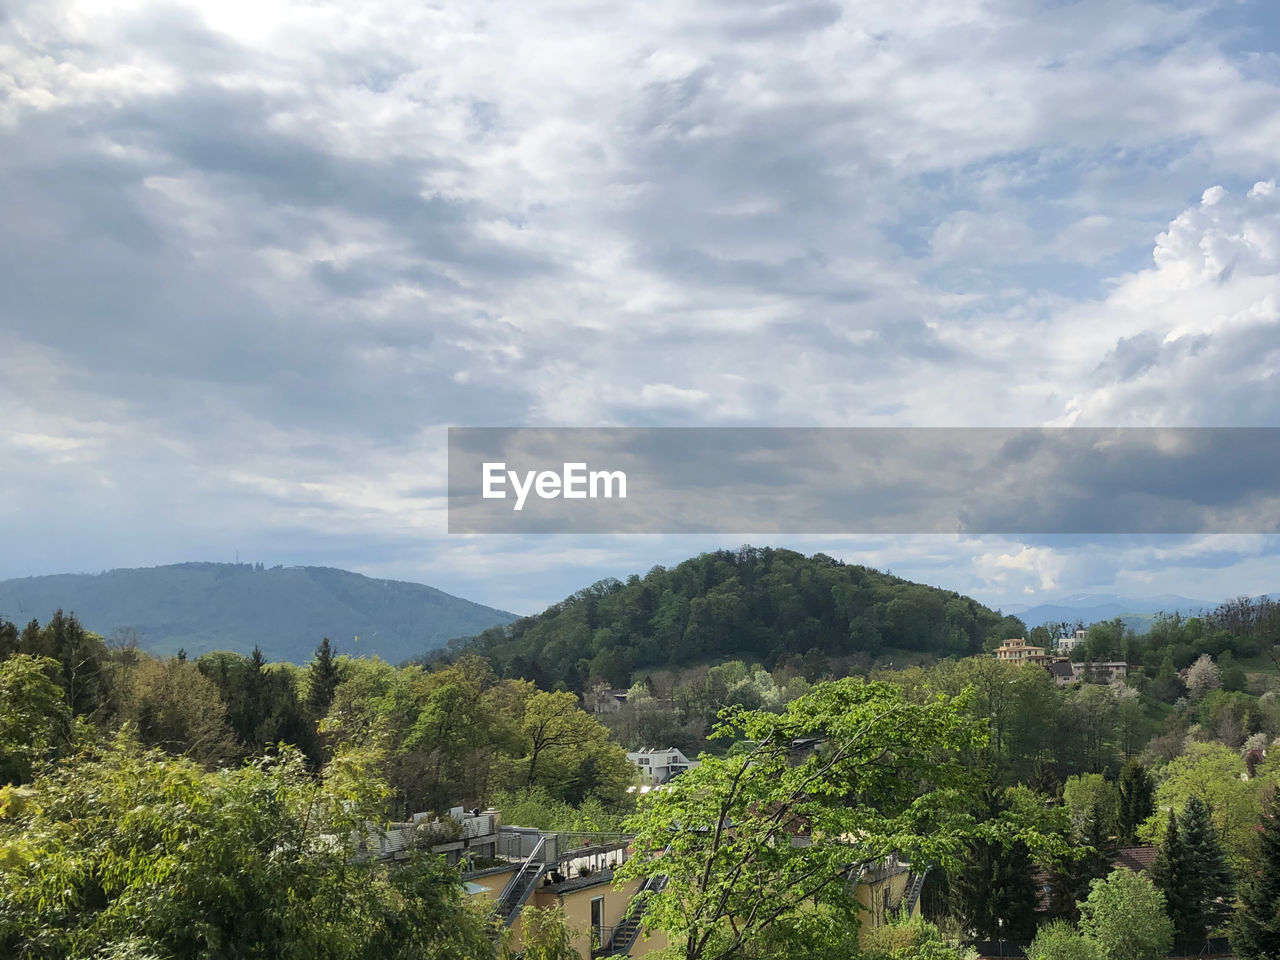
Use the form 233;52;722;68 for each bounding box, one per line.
993;638;1128;687
1056;628;1088;655
994;638;1049;664
626;747;699;785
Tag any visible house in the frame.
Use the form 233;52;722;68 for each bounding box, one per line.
1031;846;1156;909
586;685;630;714
1046;659;1077;687
1056;628;1087;655
994;638;1047;664
1039;658;1128;687
626;747;699;785
465;827;668;958
361;806;503;866
852;857;927;943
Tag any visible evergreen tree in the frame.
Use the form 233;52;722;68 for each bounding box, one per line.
1178;796;1234;940
1118;760;1155;845
1048;812;1113;924
1156;797;1235;946
948;787;1040;939
306;637;341;719
1233;787;1280;959
1152;811;1192;939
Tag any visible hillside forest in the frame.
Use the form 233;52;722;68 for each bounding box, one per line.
4;548;1280;960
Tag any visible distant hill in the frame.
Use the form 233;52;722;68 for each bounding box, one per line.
1002;593;1216;634
0;563;516;663
456;546;1019;690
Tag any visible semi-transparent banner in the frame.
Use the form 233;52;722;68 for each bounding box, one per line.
447;428;1280;534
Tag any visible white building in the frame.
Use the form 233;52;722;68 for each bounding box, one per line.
1056;628;1087;655
626;747;698;785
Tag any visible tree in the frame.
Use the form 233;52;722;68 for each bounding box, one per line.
517;690;632;802
1028;754;1062;798
616;678;993;960
1078;869;1174;960
1151;811;1190;939
517;903;582;960
0;655;72;785
1117;761;1154;845
119;657;236;765
1026;920;1103;960
1140;742;1259;870
1187;655;1222;700
1064;774;1119;842
1233;786;1280;959
1173;795;1235;941
307;637;343;719
948;786;1040;940
0;733;492;960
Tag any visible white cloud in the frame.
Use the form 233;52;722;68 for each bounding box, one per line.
3;0;1280;603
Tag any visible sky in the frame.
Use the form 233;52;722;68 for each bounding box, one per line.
2;0;1280;616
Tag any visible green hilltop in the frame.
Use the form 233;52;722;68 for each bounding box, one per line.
456;546;1023;689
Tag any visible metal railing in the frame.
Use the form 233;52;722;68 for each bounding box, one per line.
490;836;549;930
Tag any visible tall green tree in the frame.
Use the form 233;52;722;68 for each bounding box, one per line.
1151;811;1190;938
616;678;997;960
307;637;343;719
1117;761;1154;846
1173;795;1235;941
948;785;1040;939
1234;786;1280;959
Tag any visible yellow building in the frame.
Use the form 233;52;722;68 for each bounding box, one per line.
993;637;1046;664
467;834;921;956
853;859;925;943
466;835;668;958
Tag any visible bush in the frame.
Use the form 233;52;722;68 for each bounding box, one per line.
1026;921;1103;960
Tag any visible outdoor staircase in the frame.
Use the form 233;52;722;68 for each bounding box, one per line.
490;837;549;931
903;867;929;915
597;872;668;956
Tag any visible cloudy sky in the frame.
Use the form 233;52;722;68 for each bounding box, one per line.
3;0;1280;615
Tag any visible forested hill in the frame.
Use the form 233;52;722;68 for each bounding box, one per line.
0;563;516;663
455;547;1022;690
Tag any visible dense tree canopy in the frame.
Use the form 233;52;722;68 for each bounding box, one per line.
457;548;1014;691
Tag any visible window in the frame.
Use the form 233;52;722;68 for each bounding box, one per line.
591;895;605;948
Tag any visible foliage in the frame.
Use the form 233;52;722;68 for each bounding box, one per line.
1117;761;1154;845
1186;655;1222;700
0;733;492;960
617;677;993;960
459;548;1010;691
492;786;625;834
1151;796;1234;943
947;785;1040;940
115;655;236;765
1233;785;1280;959
1025;920;1104;960
1063;774;1119;841
0;655;72;785
1078;869;1174;960
863;912;978;960
515;903;581;960
308;637;344;720
1139;741;1261;870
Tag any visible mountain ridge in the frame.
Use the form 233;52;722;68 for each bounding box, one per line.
0;562;517;663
